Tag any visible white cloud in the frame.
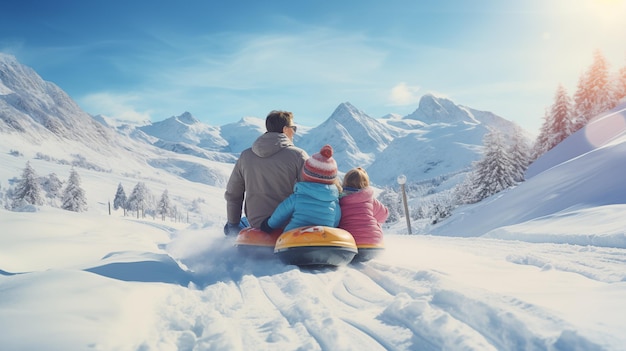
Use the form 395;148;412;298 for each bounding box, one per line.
80;92;152;123
388;82;421;106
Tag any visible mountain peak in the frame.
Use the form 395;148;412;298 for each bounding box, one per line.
177;112;199;125
0;52;17;64
406;94;478;124
329;102;367;123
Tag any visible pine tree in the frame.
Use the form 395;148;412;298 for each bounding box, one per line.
550;85;575;146
533;85;575;159
157;189;171;221
12;161;43;209
469;129;517;202
42;173;63;205
61;168;87;212
573;50;616;131
531;109;552;160
454;172;478;205
128;182;151;218
378;187;401;223
508;127;531;183
113;183;128;215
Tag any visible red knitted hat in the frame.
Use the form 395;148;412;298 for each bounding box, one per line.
302;144;338;184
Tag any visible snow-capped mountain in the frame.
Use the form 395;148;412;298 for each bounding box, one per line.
218;116;266;153
0;53;233;187
405;93;480;124
138;112;237;163
0;53;527;189
365;94;521;185
0;53;114;151
296;102;396;173
139;112;228;151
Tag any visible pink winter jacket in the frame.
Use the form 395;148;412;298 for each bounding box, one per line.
338;187;389;246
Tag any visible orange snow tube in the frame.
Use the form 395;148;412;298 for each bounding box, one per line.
273;226;357;267
234;227;281;258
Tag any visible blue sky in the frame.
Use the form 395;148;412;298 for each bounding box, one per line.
1;0;625;132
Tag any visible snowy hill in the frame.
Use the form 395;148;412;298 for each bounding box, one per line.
430;102;626;243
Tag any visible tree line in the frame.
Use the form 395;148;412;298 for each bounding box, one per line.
2;161;187;222
112;182;184;222
534;49;626;158
2;161;87;212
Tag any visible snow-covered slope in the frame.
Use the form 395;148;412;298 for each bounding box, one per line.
526;104;626;178
430;102;626;240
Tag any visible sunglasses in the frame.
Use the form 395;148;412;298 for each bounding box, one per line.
287;125;297;133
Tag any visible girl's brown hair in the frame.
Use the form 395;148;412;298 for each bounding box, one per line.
342;167;369;189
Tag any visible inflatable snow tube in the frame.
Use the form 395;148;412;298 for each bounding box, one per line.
274;226;357;267
352;243;385;263
234;227;281;259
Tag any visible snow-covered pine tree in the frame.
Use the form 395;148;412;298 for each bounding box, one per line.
531;109;552;160
454;172;477;205
469;129;517;202
113;183;128;216
378;187;401;223
550;85;576;146
42;173;63;206
508;127;531;183
573;50;616;131
128;182;151;218
12;161;43;209
157;189;171;221
533;85;575;159
61;168;87;212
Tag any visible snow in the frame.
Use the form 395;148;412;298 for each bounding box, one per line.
2;107;626;350
2;206;624;350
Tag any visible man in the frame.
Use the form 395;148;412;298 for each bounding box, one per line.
223;110;309;235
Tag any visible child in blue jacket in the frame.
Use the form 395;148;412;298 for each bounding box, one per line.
261;144;341;233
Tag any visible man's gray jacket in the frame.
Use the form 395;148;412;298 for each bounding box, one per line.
225;132;308;228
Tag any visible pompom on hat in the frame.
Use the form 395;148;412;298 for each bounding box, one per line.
302;144;338;184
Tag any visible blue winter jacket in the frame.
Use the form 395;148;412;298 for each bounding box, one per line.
267;181;341;232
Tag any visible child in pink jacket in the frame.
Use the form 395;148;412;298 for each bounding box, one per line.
338;167;389;247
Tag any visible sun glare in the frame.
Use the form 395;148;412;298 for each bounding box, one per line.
584;111;626;147
584;0;626;23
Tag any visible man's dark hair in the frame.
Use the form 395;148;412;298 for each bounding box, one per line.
265;110;294;133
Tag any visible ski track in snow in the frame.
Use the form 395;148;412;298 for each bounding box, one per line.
137;226;626;351
6;216;621;350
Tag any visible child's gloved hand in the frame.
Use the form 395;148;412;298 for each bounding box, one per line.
260;218;273;234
